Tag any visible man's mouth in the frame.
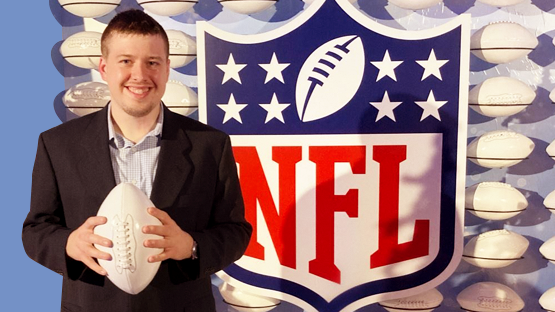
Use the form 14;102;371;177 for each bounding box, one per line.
127;86;151;95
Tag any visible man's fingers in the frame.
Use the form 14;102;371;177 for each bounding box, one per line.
143;238;168;249
142;225;169;237
74;229;112;248
85;244;112;261
82;257;107;276
148;252;169;263
142;208;193;262
66;215;113;273
87;233;113;248
84;216;108;228
147;207;173;225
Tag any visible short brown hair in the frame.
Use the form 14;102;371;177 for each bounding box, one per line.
101;9;169;57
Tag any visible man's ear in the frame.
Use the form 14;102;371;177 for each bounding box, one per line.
98;57;108;81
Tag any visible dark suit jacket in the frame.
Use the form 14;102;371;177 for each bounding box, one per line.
22;105;252;312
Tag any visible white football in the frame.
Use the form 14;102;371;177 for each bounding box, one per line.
540;286;555;312
462;229;529;269
137;0;197;16
467;130;535;168
550;87;555;103
546;140;555;161
379;288;443;312
468;77;535;117
388;0;443;10
219;282;280;312
540;236;555;265
471;22;538;64
58;0;121;18
219;0;277;15
476;0;525;6
465;182;527;220
296;35;364;122
167;30;197;69
63;81;110;118
94;183;163;295
457;282;525;312
162;80;198;116
544;189;555;215
60;31;102;69
218;0;277;15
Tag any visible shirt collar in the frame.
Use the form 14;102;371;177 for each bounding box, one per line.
107;102;164;148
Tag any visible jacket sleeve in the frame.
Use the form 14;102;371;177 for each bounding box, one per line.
182;135;252;279
22;133;86;280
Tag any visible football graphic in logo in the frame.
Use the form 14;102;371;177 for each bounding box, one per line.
94;183;163;294
295;35;365;122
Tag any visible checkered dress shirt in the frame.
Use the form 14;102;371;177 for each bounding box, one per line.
107;104;163;198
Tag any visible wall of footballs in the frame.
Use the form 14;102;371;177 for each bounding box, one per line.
51;0;555;311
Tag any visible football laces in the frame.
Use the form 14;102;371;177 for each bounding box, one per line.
113;215;137;273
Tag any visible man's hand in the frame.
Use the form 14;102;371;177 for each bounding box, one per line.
142;207;194;262
66;216;113;276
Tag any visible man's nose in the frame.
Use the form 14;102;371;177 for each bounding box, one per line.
130;62;148;81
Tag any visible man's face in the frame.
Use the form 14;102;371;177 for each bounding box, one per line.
99;33;170;118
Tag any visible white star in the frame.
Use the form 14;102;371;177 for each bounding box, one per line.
259;93;290;123
416;49;449;81
259;53;290;84
217;94;248;124
414;91;447;121
371;50;403;82
216;54;247;84
369;91;403;122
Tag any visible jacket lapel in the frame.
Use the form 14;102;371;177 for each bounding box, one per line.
78;105;117;203
150;106;192;209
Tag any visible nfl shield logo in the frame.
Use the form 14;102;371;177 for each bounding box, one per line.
198;0;469;310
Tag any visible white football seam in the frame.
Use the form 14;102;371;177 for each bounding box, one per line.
462;255;524;260
468;103;530;106
471;47;534;50
61;3;119;7
378;303;442;309
138;0;197;3
465;208;525;213
467;156;528;160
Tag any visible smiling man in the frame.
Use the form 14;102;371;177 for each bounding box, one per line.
22;9;252;312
